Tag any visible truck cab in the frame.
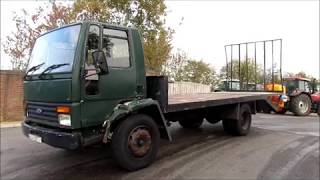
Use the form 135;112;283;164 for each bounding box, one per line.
23;21;152;148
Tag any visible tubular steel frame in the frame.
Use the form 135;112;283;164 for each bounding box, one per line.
224;39;283;92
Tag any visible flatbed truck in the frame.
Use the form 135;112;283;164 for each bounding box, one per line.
22;21;278;171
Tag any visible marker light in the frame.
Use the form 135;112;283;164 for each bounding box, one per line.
57;106;70;114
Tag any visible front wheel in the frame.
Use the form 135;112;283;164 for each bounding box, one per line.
290;94;311;116
111;114;160;171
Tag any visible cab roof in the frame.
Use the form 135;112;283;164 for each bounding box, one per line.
39;21;135;38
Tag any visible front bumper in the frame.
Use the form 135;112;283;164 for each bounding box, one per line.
22;121;81;150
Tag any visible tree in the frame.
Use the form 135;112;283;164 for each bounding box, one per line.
162;49;188;80
73;0;110;22
175;60;216;85
107;0;173;74
2;0;172;73
2;2;77;70
284;71;317;80
2;9;32;70
295;71;307;78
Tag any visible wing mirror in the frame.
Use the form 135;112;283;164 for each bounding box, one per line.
92;50;108;74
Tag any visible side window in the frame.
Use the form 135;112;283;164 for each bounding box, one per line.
298;81;304;90
102;28;130;68
85;25;100;96
304;81;310;92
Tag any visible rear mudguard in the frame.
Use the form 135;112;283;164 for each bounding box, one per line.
102;98;172;143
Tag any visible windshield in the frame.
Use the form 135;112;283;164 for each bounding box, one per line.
27;24;81;75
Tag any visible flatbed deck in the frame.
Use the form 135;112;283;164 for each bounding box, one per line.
167;92;279;112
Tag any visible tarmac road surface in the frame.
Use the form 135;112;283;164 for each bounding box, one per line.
1;113;319;180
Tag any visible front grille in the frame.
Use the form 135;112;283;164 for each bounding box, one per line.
27;103;58;123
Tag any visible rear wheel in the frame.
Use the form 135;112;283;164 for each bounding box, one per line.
111;114;160;171
178;114;204;129
223;104;252;136
206;117;221;124
290;94;311;116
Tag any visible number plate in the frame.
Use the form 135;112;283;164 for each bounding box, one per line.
28;134;42;143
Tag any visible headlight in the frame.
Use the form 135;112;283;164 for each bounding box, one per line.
280;94;289;102
58;114;71;126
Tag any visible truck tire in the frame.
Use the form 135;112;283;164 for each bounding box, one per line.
222;104;251;136
111;114;160;171
290;94;311;116
206;118;221;124
178;116;204;129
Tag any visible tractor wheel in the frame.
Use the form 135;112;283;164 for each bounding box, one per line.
290;94;312;116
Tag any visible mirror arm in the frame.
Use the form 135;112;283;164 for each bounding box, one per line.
84;73;97;79
83;68;101;79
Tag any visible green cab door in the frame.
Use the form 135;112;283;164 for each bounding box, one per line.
80;24;136;127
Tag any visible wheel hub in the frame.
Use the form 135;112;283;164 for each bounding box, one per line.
128;127;151;157
298;101;308;113
241;112;250;129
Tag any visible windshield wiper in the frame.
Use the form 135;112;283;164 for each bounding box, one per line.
38;63;70;79
24;63;45;79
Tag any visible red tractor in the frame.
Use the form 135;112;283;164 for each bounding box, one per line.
277;77;320;116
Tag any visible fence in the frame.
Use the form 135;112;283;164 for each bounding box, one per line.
168;82;211;95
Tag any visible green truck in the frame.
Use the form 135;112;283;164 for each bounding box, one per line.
22;21;276;171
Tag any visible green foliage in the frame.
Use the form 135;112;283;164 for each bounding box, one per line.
2;0;172;73
106;0;173;73
175;60;216;85
220;59;263;83
219;58;285;87
164;50;216;85
73;0;110;22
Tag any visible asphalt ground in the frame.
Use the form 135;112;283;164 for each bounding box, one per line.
1;113;319;180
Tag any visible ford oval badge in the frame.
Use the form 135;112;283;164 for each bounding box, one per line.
36;108;43;114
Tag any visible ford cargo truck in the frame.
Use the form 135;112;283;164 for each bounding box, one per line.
22;21;277;170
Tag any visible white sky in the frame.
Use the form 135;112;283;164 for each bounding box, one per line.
1;0;319;78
